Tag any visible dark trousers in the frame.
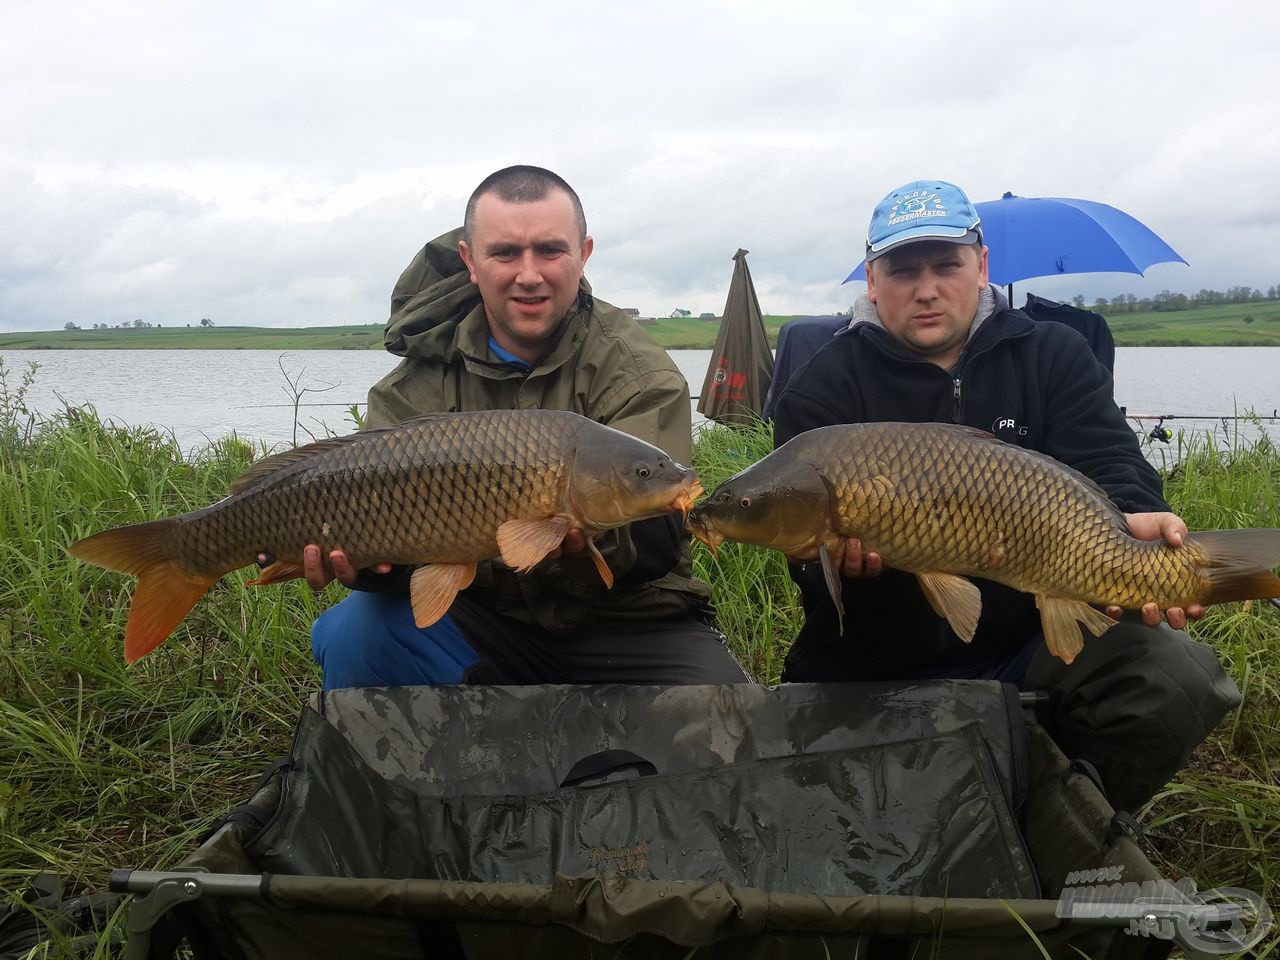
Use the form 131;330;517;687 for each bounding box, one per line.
1022;614;1241;811
783;615;1240;813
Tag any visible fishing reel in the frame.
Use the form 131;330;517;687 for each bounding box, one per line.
1147;418;1173;443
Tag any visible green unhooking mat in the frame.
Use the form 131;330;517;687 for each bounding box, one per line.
137;681;1174;959
242;682;1035;898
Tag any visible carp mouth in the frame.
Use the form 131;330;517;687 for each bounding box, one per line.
670;480;705;522
684;508;723;556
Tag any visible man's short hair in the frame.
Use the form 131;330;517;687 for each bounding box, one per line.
463;165;587;243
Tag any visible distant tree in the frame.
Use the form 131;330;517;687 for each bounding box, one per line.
1071;295;1085;309
64;321;80;331
1092;297;1109;315
200;318;215;328
133;318;147;328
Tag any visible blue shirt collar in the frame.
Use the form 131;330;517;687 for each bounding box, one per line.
487;335;533;371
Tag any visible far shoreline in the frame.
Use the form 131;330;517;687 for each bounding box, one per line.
3;300;1280;350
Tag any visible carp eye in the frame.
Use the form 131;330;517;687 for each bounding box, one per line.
740;497;751;508
636;465;650;478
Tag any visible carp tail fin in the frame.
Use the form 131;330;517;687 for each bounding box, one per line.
1192;529;1280;605
69;519;219;662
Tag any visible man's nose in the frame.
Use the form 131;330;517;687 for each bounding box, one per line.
515;252;543;286
914;270;940;300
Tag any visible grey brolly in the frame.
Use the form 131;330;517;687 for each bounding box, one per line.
697;249;774;424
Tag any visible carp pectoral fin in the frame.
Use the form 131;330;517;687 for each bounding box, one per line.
245;561;305;585
586;538;614;589
917;572;982;643
496;516;572;573
819;541;845;636
409;563;477;629
1035;596;1116;665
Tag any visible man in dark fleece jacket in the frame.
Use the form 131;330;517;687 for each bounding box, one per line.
773;179;1239;812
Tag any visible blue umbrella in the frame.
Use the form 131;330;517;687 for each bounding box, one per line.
844;192;1187;289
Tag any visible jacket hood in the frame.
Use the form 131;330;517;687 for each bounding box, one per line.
843;284;1008;343
382;226;592;361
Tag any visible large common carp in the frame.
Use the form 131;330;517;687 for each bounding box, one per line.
70;410;703;662
687;421;1280;663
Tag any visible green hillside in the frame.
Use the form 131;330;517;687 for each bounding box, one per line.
3;302;1280;350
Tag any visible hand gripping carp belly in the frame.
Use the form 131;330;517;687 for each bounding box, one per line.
69;410;704;662
687;421;1280;663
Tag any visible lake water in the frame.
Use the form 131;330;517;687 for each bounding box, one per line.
2;347;1277;457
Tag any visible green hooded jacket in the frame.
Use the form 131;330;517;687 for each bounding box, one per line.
365;228;712;631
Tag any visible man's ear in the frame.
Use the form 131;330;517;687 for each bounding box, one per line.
458;239;478;284
976;245;990;287
865;260;877;303
580;235;594;269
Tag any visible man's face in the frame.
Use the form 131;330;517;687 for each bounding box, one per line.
458;189;593;365
865;240;989;369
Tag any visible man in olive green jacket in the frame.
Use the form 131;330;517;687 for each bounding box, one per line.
307;165;748;689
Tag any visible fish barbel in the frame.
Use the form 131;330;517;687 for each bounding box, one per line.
69;410;704;662
687;421;1280;663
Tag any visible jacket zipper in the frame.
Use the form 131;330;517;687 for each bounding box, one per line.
952;377;962;423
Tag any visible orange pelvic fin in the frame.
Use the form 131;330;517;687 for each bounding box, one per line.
818;541;845;636
68;518;219;662
409;562;477;628
1035;595;1116;665
1191;529;1280;605
586;538;614;589
917;572;982;643
245;561;306;586
496;516;571;573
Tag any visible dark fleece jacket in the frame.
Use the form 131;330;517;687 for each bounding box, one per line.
773;296;1166;681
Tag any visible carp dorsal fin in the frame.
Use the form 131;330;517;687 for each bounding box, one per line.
927;423;1130;529
1035;595;1116;664
229;434;368;494
916;571;982;643
409;562;477;628
497;516;572;574
228;413;466;495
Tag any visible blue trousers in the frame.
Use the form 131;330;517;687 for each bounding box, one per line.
312;592;478;690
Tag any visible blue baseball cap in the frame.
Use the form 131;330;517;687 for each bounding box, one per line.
866;179;983;261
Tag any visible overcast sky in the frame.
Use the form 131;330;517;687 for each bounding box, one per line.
3;1;1277;332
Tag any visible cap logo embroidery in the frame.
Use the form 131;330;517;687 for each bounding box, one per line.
888;190;947;226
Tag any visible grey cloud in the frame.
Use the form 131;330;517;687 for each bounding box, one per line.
3;1;1280;331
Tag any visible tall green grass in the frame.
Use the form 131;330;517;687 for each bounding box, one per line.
2;358;1278;955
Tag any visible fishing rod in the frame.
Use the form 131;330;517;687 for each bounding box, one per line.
1121;411;1278;443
